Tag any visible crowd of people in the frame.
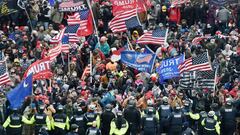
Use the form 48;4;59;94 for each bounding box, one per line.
0;0;240;135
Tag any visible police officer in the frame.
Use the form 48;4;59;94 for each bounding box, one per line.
141;107;158;135
3;108;32;135
169;104;186;135
211;103;221;122
100;104;115;135
84;104;100;129
142;99;159;119
158;96;171;134
52;104;70;135
66;124;79;135
30;105;51;134
110;111;129;135
182;122;195;135
85;121;102;135
182;100;194;128
220;99;240;135
189;110;208;135
201;111;220;135
70;107;86;135
123;99;141;135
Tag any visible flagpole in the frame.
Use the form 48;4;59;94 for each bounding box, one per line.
164;28;169;47
68;52;71;75
126;36;134;50
86;0;99;84
213;66;219;92
17;0;33;30
61;52;65;65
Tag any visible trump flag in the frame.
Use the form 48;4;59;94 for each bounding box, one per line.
157;55;185;81
121;51;156;73
23;57;53;81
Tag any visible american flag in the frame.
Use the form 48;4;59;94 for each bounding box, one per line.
48;44;62;61
192;35;212;45
109;8;140;33
178;52;212;73
50;28;66;44
179;71;192;89
196;70;215;90
0;52;11;85
137;28;166;45
61;35;70;53
64;25;79;43
67;9;89;30
171;0;190;6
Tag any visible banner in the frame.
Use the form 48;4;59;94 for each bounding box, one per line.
208;0;238;5
110;0;151;16
7;74;32;109
23;57;53;81
157;55;185;81
208;0;231;5
58;0;87;12
121;51;156;73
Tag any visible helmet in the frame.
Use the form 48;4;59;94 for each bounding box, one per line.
88;104;96;111
76;107;83;115
116;111;123;117
71;124;79;130
147;99;153;106
147;107;154;115
184;100;190;107
175;104;181;111
162;96;168;104
105;104;112;111
57;104;64;111
208;111;215;117
226;99;232;106
12;108;18;113
210;103;218;111
128;99;136;107
39;105;45;113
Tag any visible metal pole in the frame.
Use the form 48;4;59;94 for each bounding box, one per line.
24;8;33;31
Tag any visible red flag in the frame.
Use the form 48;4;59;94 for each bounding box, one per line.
23;57;53;81
110;0;148;16
74;9;93;37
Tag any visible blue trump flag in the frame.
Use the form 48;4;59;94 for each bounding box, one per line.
7;74;33;109
121;51;156;73
157;55;185;82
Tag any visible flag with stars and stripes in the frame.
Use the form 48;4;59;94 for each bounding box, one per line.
64;25;79;43
178;52;212;73
109;8;141;33
179;71;192;90
125;16;141;30
48;44;62;61
0;51;11;86
50;28;66;44
67;9;93;36
137;28;166;45
61;35;70;53
196;70;215;90
48;28;64;60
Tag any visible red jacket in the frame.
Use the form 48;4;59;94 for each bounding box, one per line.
168;7;181;24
